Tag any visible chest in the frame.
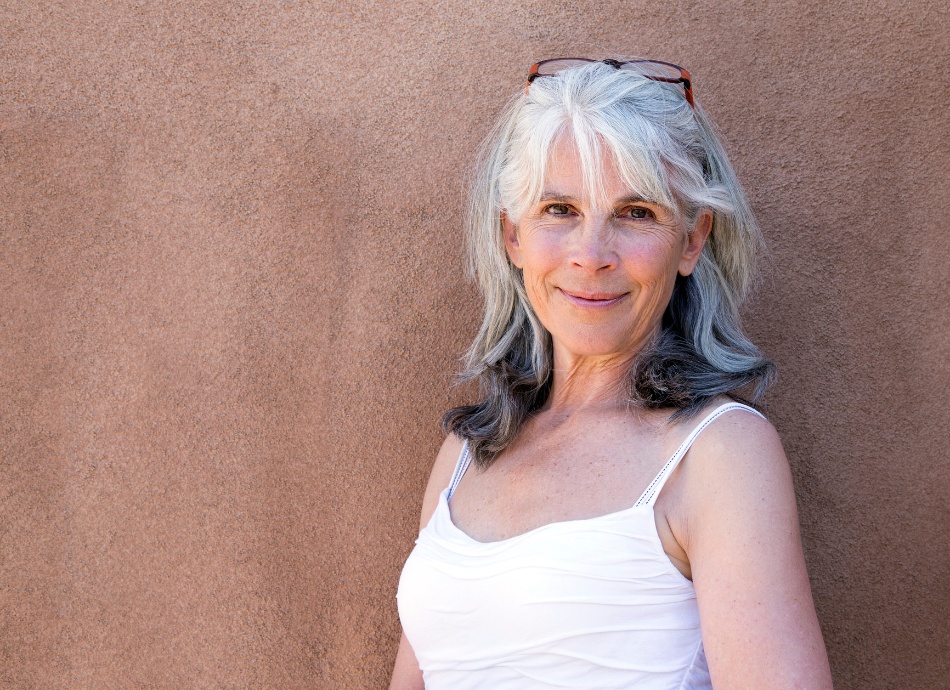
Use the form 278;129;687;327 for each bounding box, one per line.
449;413;682;543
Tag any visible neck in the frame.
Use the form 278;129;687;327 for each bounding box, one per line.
544;349;637;414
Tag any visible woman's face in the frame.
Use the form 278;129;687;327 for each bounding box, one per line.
503;136;711;364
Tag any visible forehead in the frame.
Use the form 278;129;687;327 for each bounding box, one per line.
543;133;651;207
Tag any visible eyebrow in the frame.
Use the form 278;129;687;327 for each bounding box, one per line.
539;192;578;203
615;195;658;206
538;192;659;206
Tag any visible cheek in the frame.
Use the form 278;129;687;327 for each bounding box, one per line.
521;265;554;312
518;233;562;277
517;249;562;318
621;238;683;286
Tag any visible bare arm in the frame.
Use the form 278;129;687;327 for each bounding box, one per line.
389;434;465;690
389;633;425;690
679;412;833;689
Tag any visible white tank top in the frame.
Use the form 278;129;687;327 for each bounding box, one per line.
397;403;764;689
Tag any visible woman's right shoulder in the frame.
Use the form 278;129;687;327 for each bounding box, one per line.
418;433;467;530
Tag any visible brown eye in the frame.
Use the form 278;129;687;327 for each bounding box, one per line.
621;206;654;220
546;203;571;216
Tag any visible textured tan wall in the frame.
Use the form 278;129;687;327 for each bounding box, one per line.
1;1;947;688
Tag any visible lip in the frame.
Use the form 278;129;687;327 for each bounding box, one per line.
558;288;629;308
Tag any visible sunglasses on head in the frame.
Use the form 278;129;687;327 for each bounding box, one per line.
526;58;694;108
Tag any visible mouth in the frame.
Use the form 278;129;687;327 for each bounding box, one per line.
558;288;629;308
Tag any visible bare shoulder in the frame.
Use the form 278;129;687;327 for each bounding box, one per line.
676;404;794;546
690;402;784;451
679;404;790;507
417;433;466;531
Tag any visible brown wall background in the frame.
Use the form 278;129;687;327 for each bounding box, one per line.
2;1;947;688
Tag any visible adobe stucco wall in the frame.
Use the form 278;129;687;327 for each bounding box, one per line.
1;1;947;688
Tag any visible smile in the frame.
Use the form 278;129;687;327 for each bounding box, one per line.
558;288;629;308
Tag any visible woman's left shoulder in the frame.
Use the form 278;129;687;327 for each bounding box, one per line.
687;400;783;459
678;400;792;508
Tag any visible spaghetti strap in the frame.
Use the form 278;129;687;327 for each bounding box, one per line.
446;440;473;502
634;403;766;508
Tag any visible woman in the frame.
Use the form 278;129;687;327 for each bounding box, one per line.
391;59;832;689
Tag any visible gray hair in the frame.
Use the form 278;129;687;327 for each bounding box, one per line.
444;61;775;467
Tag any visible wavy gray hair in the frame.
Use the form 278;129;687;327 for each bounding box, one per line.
444;61;776;467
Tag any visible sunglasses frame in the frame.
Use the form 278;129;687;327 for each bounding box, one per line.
526;58;694;108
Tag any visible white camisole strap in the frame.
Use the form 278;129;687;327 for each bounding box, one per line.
634;402;765;508
445;440;472;501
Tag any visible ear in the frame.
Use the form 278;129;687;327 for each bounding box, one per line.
678;209;713;277
502;212;525;269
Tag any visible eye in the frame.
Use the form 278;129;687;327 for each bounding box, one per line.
618;205;655;220
543;203;572;216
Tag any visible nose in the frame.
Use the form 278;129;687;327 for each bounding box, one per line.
570;214;617;271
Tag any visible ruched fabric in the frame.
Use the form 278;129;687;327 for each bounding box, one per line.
397;403;763;689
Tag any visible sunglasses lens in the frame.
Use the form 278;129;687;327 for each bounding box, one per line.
534;59;593;76
620;61;683;82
